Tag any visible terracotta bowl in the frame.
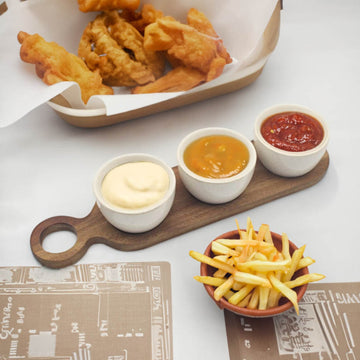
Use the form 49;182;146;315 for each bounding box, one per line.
200;230;309;317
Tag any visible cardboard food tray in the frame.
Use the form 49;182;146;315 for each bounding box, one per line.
30;151;329;269
47;2;281;128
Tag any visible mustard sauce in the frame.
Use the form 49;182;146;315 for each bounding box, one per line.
183;135;249;179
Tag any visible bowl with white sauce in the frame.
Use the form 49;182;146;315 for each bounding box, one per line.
93;153;176;233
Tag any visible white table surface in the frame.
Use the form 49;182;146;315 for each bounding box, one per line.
1;0;360;359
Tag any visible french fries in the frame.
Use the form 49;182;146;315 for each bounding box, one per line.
189;217;325;314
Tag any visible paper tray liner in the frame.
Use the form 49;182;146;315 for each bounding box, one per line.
49;66;265;128
0;261;173;360
225;281;360;360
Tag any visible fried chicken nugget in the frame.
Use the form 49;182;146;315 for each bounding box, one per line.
144;8;232;82
78;0;140;12
78;11;165;87
17;31;113;104
132;66;206;94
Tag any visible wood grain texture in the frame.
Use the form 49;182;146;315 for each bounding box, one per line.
30;152;329;268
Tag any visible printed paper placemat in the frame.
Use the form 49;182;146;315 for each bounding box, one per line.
225;282;359;360
0;262;172;360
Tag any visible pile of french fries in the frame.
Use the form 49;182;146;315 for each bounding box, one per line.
189;218;325;314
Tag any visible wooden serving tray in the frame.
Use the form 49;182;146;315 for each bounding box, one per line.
30;152;329;269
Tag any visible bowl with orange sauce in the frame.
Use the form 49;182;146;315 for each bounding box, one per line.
254;104;329;177
177;127;257;204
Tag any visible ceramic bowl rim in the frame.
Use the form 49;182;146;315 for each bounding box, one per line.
93;153;176;215
177;127;257;184
200;229;309;317
254;104;329;157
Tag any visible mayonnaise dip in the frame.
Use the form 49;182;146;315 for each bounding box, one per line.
101;161;170;210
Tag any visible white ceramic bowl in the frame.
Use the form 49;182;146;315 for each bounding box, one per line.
93;153;176;233
177;127;257;204
254;104;329;177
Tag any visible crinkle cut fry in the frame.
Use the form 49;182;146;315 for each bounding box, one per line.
17;31;113;104
107;10;165;79
131;66;206;94
78;0;140;12
78;12;164;87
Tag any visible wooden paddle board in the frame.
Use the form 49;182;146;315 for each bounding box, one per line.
30;152;329;269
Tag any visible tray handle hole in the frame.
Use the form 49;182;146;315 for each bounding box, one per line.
42;227;77;254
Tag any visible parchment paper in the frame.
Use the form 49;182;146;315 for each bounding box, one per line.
0;0;278;127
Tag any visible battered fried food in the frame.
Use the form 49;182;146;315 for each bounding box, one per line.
78;0;140;12
78;11;165;87
17;31;114;104
19;5;232;99
122;3;164;34
187;8;232;69
133;7;232;93
108;10;165;79
132;66;206;94
143;8;232;82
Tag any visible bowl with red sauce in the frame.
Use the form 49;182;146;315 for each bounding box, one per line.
254;104;329;177
177;127;257;204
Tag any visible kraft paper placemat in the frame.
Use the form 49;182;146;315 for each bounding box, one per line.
225;282;360;360
0;262;172;360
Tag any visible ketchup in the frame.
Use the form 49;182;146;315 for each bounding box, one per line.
261;112;324;152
